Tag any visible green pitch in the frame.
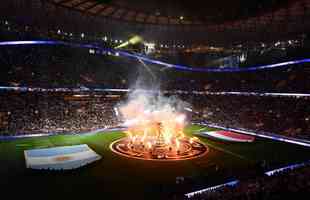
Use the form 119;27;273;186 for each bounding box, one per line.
1;125;310;200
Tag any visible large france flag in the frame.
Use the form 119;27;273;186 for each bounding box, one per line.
199;131;255;142
24;144;101;170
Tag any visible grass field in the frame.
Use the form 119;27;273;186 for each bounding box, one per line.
1;125;310;200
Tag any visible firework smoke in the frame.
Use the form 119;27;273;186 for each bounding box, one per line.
119;90;188;144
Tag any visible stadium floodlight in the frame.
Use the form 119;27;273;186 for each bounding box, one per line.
144;42;156;54
89;49;95;54
115;36;143;49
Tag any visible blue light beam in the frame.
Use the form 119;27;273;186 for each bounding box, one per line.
0;40;309;73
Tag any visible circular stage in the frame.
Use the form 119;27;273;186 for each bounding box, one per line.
110;136;208;161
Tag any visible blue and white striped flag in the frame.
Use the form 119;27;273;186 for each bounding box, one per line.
24;144;101;170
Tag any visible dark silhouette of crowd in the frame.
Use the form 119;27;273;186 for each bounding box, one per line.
183;164;310;200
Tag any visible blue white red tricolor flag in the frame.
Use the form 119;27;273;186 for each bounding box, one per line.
199;131;255;142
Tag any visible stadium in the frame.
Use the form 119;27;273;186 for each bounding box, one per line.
1;0;310;199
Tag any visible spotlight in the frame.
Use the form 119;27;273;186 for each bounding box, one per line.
115;36;143;49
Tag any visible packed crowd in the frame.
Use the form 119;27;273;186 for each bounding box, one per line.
1;19;310;93
1;41;310;93
0;45;139;89
0;92;120;135
186;94;310;140
163;61;310;93
184;164;310;200
1;3;309;200
1;11;309;141
1;90;309;143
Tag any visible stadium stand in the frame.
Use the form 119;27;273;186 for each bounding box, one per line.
184;164;310;200
0;92;120;135
188;94;310;141
1;1;310;199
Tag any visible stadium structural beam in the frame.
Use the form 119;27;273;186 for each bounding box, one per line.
95;5;109;16
105;7;119;17
55;0;75;5
72;0;91;8
84;2;102;11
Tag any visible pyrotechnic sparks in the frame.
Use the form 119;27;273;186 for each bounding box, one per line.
119;91;187;145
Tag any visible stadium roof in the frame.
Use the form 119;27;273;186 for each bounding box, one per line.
49;0;291;26
2;0;309;44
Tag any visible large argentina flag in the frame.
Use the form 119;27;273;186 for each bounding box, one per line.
24;144;101;170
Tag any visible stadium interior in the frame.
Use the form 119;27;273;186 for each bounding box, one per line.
1;0;310;199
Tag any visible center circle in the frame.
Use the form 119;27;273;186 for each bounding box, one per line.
110;136;208;161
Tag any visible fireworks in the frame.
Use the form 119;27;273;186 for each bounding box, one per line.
110;91;208;161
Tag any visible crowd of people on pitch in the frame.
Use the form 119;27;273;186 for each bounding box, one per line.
0;92;120;135
182;164;310;200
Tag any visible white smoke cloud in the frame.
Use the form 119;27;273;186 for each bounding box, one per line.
119;90;187;123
